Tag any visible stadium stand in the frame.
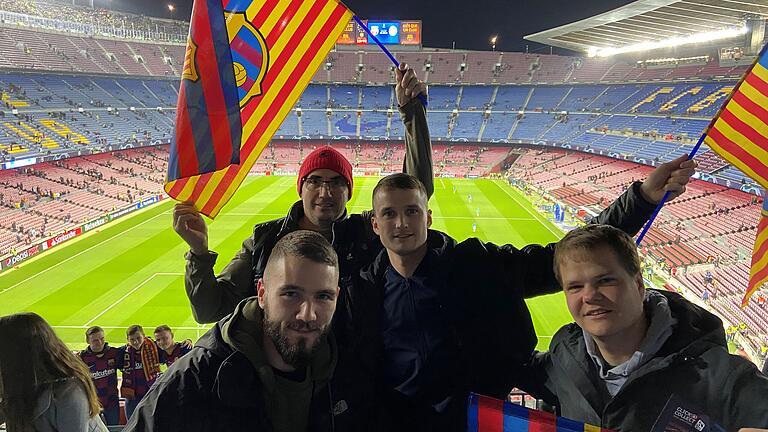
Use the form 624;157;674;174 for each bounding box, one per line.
506;146;766;353
0;0;765;373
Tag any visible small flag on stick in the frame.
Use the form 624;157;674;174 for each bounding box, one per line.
467;393;614;432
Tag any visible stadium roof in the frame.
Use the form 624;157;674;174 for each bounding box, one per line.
524;0;767;55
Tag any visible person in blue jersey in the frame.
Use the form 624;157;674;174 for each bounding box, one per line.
78;326;124;426
153;325;192;366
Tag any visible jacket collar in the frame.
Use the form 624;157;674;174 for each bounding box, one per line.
203;298;338;407
278;200;351;244
551;289;726;408
366;229;455;279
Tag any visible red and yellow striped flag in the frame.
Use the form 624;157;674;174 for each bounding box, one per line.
744;199;768;306
165;0;353;218
704;46;768;191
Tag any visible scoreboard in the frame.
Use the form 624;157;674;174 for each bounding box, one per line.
336;19;422;47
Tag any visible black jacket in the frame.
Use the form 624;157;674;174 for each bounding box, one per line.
349;182;657;430
525;290;768;431
123;299;370;432
185;99;434;324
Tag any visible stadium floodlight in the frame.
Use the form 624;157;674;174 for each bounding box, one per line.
490;35;498;51
587;26;748;58
167;4;175;12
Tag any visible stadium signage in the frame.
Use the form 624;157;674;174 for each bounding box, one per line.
140;196;159;207
3;245;40;269
0;194;166;274
110;204;141;220
44;228;83;249
83;217;108;232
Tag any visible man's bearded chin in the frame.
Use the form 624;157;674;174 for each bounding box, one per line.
263;315;328;368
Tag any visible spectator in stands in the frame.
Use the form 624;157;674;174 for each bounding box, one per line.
121;325;162;421
78;326;124;426
348;155;696;431
522;225;768;430
124;231;342;431
0;312;108;431
153;325;191;366
174;64;432;324
702;287;710;304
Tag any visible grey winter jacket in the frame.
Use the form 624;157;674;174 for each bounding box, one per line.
523;290;768;431
0;378;108;432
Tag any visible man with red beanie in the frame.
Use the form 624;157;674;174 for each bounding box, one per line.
173;64;433;325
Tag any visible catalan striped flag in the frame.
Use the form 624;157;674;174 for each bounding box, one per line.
703;45;768;191
744;199;768;306
467;394;613;432
165;0;353;218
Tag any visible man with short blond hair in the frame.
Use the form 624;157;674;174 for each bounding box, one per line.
153;325;191;366
524;224;768;430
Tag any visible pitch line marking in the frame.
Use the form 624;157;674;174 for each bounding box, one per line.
0;211;170;296
82;272;183;327
492;181;563;239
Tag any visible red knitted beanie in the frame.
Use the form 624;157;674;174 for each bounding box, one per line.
297;146;353;197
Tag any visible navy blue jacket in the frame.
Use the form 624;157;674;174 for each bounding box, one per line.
349;182;657;431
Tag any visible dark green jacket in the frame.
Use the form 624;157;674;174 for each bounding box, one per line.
524;290;768;431
184;99;433;324
124;298;343;432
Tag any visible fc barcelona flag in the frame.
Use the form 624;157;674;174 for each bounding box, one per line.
165;0;353;218
468;394;613;432
703;44;768;191
744;199;768;306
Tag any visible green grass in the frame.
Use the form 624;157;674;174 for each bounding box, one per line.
0;177;572;351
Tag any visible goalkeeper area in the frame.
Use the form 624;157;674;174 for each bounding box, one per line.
0;176;571;351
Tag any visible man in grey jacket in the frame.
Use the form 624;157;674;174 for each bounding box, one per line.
523;224;768;431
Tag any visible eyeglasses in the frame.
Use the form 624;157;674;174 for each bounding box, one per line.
303;176;348;192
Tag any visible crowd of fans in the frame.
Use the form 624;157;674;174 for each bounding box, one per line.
0;0;188;38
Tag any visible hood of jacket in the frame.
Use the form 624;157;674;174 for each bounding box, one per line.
363;229;456;280
218;297;337;395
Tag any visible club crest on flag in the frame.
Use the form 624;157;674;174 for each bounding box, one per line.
182;37;199;82
225;11;269;108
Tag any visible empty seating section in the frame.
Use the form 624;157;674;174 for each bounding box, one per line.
0;146;166;256
507;147;765;346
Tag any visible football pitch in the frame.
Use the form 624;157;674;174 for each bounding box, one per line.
0;176;571;351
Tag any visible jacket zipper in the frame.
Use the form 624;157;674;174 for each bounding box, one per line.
405;279;428;361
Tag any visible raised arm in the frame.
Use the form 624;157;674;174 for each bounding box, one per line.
396;64;433;199
494;154;697;298
175;202;256;323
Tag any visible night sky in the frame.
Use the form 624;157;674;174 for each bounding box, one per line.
100;0;635;54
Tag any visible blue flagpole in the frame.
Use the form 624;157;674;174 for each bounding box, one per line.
352;16;428;107
635;132;707;245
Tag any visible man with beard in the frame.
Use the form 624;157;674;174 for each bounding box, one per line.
124;230;340;431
